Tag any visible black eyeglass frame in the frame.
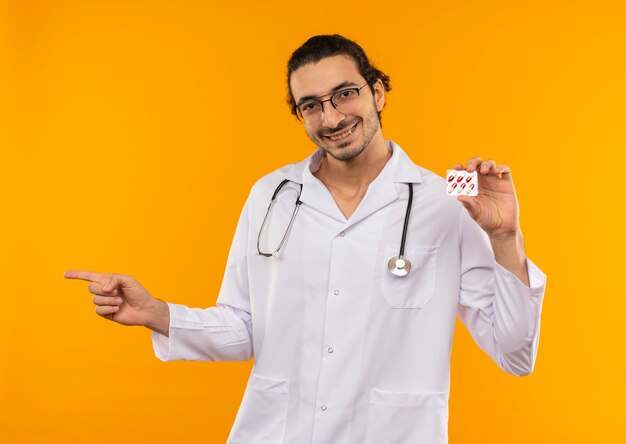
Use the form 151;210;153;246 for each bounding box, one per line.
293;82;370;121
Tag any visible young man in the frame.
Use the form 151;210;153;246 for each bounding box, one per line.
65;35;546;443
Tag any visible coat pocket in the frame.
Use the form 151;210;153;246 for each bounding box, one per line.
227;373;290;444
365;389;448;444
382;245;438;309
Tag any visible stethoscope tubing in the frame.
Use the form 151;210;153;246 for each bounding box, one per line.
257;179;303;257
398;182;413;258
258;180;414;277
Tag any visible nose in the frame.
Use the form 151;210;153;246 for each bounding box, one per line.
321;101;345;128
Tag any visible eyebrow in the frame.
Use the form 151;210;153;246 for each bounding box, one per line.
296;81;360;105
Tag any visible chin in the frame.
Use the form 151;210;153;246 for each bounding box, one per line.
329;142;367;162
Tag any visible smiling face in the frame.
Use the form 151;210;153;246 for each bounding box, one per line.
289;55;386;162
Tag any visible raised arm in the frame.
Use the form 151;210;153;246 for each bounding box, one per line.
455;156;529;285
454;156;546;375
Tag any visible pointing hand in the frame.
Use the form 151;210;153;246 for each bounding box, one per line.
64;270;159;327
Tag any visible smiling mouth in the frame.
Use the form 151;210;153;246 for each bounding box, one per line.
324;122;358;142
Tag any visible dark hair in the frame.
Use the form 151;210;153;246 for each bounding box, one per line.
286;34;391;123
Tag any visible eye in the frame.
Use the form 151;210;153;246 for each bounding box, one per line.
299;102;320;114
334;89;357;103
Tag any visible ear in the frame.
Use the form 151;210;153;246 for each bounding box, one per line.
373;79;385;112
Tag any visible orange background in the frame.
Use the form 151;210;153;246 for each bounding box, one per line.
1;0;625;442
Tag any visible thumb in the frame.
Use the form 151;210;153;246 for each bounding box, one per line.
457;196;481;221
102;274;131;293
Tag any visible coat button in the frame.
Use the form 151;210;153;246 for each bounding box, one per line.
333;290;339;295
339;231;346;237
328;347;334;354
321;404;327;411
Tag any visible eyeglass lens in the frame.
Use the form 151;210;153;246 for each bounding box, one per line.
297;84;367;121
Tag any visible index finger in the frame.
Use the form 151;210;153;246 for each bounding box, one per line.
64;270;110;284
465;156;483;172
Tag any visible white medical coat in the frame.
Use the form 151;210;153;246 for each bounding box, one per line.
152;141;546;444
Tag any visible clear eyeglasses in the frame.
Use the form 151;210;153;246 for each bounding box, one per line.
294;82;369;123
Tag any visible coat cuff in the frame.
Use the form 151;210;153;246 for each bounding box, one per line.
495;257;546;297
151;302;180;362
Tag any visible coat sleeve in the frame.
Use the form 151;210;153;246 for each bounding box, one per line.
456;208;546;376
151;195;254;362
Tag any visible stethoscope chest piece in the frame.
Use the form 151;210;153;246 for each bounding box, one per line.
388;256;412;277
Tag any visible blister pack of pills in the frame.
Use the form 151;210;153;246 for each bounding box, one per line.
446;170;478;196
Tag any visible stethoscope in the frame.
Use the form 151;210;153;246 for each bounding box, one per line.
257;179;414;277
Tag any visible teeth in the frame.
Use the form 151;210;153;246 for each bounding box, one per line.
328;124;355;141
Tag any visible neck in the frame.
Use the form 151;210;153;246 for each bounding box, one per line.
315;132;391;190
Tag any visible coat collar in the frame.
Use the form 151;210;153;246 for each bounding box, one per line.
284;141;423;227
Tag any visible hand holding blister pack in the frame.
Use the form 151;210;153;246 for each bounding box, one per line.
446;170;478;196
